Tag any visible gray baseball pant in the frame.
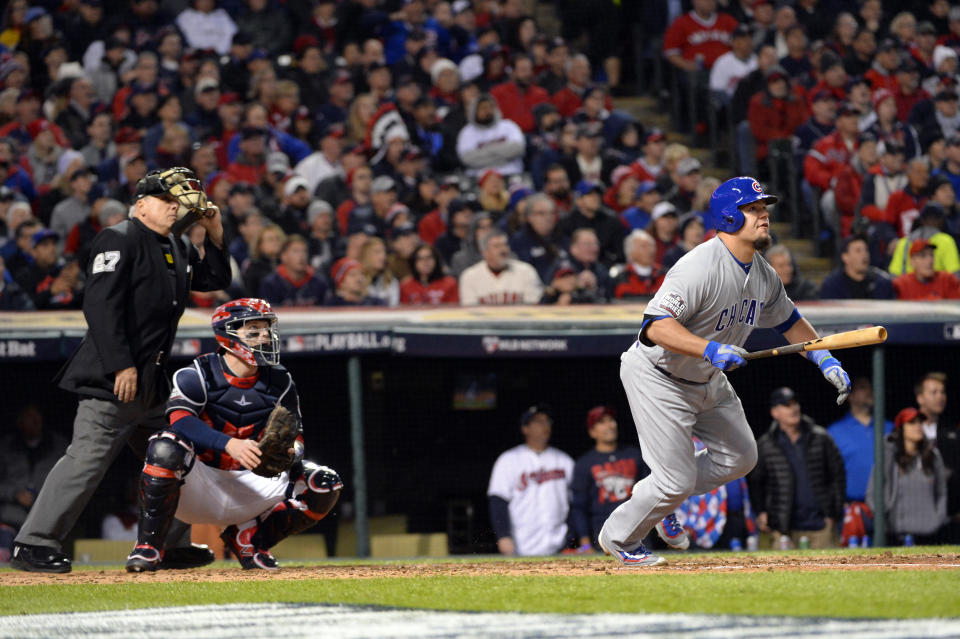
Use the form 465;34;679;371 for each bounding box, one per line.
16;396;191;551
600;347;758;551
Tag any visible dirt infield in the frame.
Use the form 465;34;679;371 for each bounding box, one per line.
2;551;958;586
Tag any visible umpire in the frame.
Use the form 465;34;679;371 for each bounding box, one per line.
11;167;232;573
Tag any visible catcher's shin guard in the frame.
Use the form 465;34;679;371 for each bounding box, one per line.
253;461;343;550
137;432;194;550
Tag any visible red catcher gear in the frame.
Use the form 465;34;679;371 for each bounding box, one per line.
211;298;280;366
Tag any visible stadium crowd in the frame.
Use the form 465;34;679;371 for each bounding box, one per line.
0;0;959;312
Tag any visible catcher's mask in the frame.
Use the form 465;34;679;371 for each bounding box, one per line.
135;167;212;235
211;298;280;366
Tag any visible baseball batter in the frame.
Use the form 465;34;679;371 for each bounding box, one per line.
598;177;851;566
125;298;343;572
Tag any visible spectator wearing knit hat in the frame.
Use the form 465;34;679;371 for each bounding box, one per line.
570;406;647;552
325;257;384;306
866;89;922;161
602;166;640;214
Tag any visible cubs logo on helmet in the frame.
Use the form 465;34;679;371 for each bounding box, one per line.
709;176;779;233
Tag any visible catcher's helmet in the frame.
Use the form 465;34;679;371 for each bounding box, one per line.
709;176;779;233
211;298;280;366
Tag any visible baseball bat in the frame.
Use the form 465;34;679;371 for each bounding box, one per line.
744;326;887;360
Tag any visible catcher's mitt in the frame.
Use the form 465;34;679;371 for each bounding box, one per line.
253;405;298;478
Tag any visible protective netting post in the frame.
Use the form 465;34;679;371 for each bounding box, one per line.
872;345;886;547
348;356;370;557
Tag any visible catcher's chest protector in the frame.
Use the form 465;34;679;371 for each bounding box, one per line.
177;353;290;445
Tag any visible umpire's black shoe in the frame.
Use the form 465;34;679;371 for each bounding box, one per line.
10;543;72;574
159;544;215;570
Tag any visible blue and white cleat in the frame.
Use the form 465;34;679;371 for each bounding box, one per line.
656;513;690;550
598;531;667;567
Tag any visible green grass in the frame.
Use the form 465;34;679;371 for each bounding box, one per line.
3;569;959;619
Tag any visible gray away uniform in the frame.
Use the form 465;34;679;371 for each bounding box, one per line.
600;237;797;551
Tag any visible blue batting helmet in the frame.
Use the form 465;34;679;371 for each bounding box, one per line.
709;177;779;233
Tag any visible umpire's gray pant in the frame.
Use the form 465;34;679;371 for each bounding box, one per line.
15;396;191;551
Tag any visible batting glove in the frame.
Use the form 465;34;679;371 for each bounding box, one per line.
703;341;748;371
807;350;851;405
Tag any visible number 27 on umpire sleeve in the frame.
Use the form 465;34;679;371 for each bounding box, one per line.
91;251;121;274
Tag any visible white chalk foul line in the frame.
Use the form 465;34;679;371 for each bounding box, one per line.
1;603;959;639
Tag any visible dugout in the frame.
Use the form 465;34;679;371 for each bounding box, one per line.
1;301;958;556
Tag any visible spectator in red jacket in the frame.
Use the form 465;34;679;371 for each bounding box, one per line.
749;66;808;161
551;54;614;118
399;242;459;304
602;165;640;214
662;0;738;72
418;175;461;246
865;38;900;93
881;158;930;236
893;238;960;299
630;128;667;184
809;52;848;104
894;57;930;123
490;54;549;134
857;141;908;224
804;102;860;191
832;132;879;237
336;165;373;235
613;229;664;299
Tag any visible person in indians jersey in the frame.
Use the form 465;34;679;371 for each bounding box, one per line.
663;0;739;72
570;407;649;552
125;298;343;572
488;405;574;556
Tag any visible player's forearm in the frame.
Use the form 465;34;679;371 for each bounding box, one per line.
645;317;710;359
782;317;820;346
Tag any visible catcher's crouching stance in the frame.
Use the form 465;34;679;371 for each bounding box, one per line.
126;298;342;572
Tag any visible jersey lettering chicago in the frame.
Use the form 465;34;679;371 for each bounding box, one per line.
639;237;794;382
167;352;302;470
488;444;574;556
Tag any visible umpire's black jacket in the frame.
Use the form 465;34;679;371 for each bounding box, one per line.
749;416;847;533
56;217;232;406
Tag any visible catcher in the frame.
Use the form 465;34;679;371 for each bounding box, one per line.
125;298;343;572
